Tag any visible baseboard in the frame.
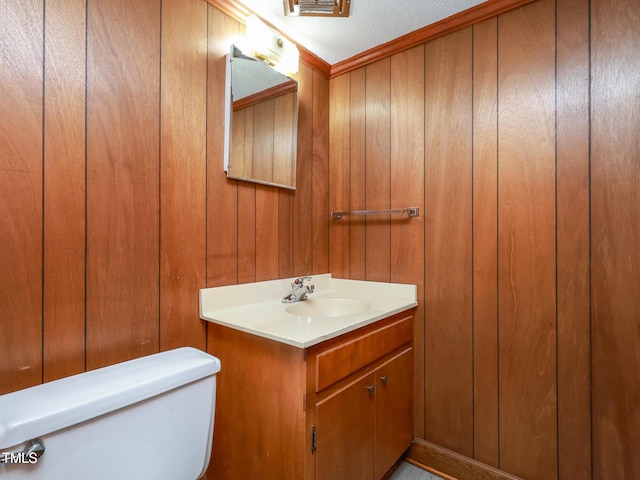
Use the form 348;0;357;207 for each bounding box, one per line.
406;438;525;480
405;457;458;480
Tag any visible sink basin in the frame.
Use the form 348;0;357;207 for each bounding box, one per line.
285;298;371;318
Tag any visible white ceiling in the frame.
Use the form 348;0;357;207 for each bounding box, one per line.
238;0;487;65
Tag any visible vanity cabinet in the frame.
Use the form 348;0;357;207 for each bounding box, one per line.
206;308;415;480
314;347;413;480
308;314;414;480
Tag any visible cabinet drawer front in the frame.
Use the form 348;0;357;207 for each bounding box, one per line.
315;316;412;392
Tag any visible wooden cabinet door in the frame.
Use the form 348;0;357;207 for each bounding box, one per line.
315;371;376;480
374;347;414;480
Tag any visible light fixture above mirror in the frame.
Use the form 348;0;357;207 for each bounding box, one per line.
241;15;299;76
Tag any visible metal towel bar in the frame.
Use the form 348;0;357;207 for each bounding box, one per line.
330;207;419;220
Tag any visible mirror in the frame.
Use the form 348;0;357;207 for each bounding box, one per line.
224;45;299;190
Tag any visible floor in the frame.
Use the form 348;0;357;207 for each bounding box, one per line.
388;462;444;480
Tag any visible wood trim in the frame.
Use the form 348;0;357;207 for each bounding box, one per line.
298;48;331;78
233;79;297;111
330;0;537;77
407;438;525;480
204;0;535;78
404;459;458;480
204;0;332;77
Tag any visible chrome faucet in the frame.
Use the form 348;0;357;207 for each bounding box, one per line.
282;276;315;303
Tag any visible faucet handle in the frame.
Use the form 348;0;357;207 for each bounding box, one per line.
292;276;312;289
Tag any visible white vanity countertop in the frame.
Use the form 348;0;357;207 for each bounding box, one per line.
199;274;418;348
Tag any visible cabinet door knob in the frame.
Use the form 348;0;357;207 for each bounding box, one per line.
366;384;375;395
380;375;388;385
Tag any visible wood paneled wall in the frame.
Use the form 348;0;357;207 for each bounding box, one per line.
3;0;639;478
0;0;329;408
590;0;640;478
329;0;640;478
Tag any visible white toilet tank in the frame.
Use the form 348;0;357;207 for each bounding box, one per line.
0;347;221;480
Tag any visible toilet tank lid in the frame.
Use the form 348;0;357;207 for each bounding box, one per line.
0;347;221;449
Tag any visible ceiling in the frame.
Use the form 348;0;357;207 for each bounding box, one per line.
236;0;487;65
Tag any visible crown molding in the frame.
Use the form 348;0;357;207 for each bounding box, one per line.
330;0;537;77
206;0;536;79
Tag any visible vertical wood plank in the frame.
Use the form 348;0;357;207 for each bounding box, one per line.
591;0;640;477
293;62;314;275
237;183;256;284
472;17;499;467
0;0;44;393
556;0;591;478
364;58;391;282
207;7;240;287
277;87;295;278
329;73;351;278
256;185;279;281
497;1;557;478
278;188;294;278
390;45;426;438
274;93;296;278
86;0;161;369
349;69;366;280
43;0;87;381
160;0;208;351
424;28;474;456
312;70;330;274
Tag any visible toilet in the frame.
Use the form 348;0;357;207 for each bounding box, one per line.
0;347;221;479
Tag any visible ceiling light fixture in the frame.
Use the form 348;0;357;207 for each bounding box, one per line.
283;0;351;17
